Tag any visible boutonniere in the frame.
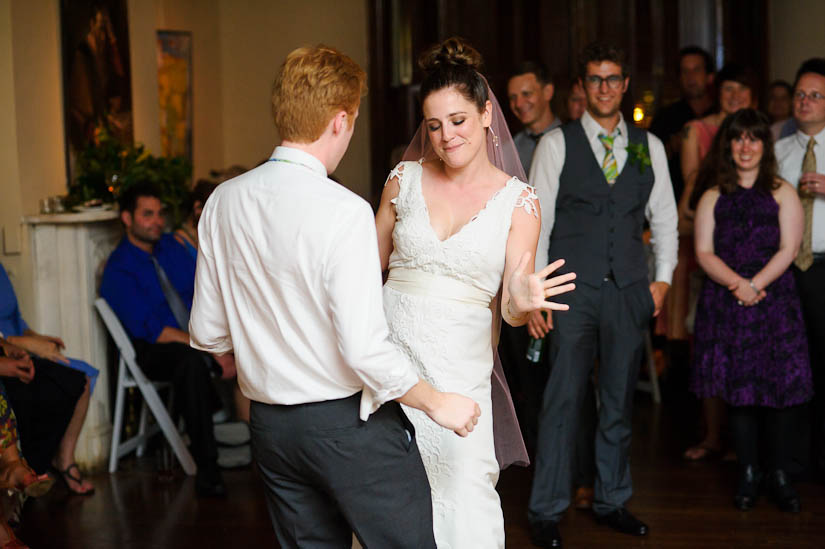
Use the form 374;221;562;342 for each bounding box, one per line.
626;143;652;174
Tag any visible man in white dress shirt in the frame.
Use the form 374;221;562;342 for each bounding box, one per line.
775;57;825;483
189;46;480;548
527;43;678;547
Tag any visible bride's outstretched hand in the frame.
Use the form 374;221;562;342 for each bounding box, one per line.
508;253;576;316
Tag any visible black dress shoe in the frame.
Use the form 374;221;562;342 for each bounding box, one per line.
596;508;648;536
734;464;762;511
196;470;227;498
766;469;800;513
530;520;562;548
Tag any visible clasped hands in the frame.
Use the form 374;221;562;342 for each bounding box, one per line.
7;333;68;365
0;340;35;383
729;277;766;307
507;255;577;323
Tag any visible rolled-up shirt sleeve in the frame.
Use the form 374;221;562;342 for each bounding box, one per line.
529;129;565;273
644;133;679;284
325;202;419;419
189;208;233;355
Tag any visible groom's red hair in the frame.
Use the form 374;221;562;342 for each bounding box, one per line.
271;45;367;143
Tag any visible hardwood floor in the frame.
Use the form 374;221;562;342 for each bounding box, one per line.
17;396;825;548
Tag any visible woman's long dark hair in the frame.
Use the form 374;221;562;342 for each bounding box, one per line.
689;108;779;208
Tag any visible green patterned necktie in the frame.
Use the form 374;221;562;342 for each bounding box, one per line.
598;133;619;185
795;136;817;271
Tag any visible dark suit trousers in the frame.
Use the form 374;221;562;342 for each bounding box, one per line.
794;261;825;476
529;278;653;522
250;394;436;549
133;341;219;476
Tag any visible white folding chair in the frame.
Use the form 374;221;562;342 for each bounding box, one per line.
95;298;197;475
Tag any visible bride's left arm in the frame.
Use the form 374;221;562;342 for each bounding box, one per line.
502;187;576;327
375;175;401;272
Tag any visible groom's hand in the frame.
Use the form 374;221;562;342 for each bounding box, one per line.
429;392;481;437
397;380;480;436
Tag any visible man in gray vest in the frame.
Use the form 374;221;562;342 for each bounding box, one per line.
527;43;678;547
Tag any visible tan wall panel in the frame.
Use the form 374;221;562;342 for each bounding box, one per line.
769;0;825;83
217;0;372;197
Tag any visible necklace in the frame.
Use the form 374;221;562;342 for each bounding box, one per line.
267;157;317;172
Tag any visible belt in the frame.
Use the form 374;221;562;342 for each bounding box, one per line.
385;267;493;308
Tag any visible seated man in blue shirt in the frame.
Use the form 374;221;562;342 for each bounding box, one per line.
100;182;228;498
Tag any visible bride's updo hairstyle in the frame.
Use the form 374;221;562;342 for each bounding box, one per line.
419;37;488;112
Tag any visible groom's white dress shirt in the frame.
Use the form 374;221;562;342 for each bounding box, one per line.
530;111;678;284
190;146;418;420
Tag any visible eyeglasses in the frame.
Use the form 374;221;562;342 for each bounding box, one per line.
584;75;624;90
794;91;825;102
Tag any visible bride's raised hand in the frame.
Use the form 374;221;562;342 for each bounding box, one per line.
507;253;576;315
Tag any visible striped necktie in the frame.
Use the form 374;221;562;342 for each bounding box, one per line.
598;133;619;185
795;136;817;270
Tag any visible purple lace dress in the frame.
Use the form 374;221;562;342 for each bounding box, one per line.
690;185;813;408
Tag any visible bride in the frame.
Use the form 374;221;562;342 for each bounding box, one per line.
375;38;576;548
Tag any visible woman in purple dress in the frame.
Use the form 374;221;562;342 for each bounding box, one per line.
691;109;813;512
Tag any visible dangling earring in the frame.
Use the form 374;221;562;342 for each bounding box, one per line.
489;127;500;147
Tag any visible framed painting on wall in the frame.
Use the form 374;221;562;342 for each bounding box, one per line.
60;0;134;184
156;30;193;163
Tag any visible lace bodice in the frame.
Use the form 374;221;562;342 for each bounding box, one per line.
386;161;537;300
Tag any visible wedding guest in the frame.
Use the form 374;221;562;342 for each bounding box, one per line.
691;108;811;512
189;44;480;548
528;42;678;546
775;57;825;483
174;179;219;259
507;61;561;173
767;80;794;141
0;264;95;495
0;371;53;548
680;63;757;461
209;164;247;183
564;80;586;122
100;182;232;498
650;46;716;203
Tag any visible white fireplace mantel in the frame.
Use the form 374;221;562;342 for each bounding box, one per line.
24;210;122;471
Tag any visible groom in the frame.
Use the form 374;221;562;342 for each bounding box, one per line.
527;42;678;547
189;45;480;548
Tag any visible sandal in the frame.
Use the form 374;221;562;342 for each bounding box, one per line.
683;443;721;461
0;447;53;498
53;463;94;496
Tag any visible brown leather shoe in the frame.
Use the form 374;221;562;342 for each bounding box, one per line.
574;486;594;510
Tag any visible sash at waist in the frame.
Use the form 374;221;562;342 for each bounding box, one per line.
385;267;493;308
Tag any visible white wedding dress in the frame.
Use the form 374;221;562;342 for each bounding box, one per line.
382;161;537;549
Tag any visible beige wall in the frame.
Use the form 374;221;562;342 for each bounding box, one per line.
217;0;372;196
0;1;371;318
0;0;68;318
0;0;27;300
769;0;825;83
